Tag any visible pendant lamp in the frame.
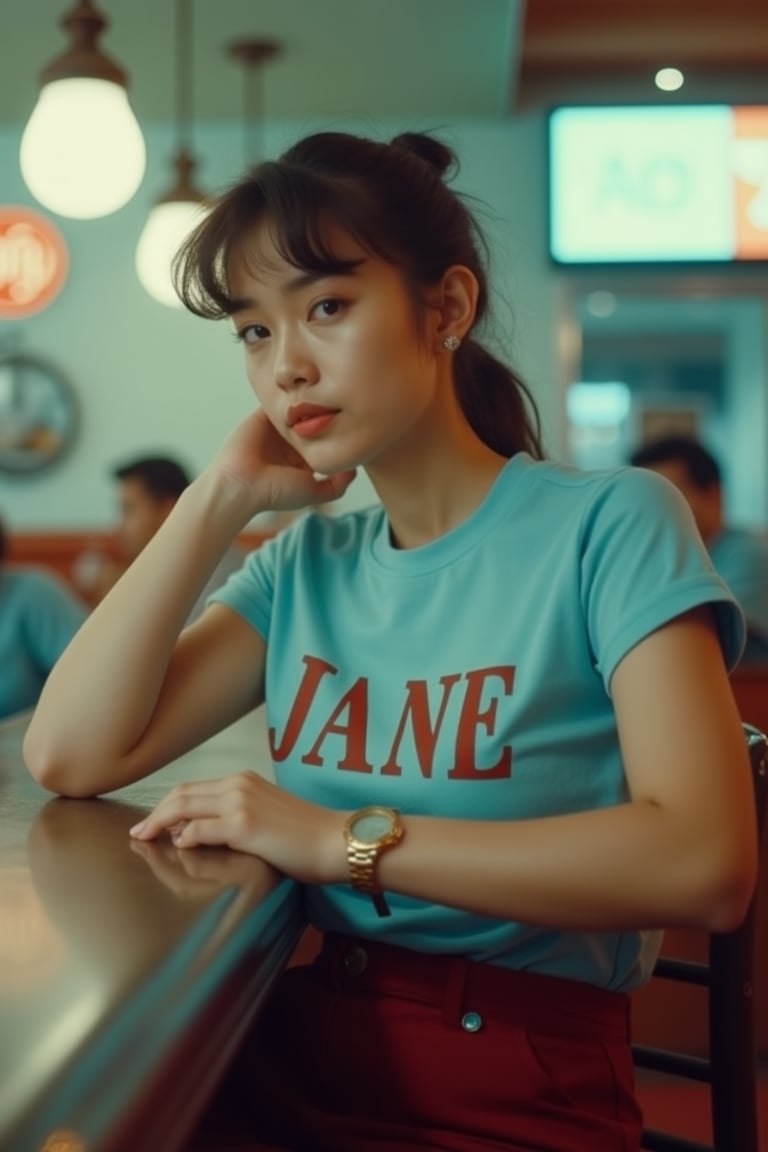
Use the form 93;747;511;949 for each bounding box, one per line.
227;39;281;171
135;0;207;307
20;0;146;220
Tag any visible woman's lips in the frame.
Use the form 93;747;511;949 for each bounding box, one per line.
293;413;337;438
287;404;339;438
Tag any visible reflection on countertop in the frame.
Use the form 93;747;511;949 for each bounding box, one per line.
0;709;303;1152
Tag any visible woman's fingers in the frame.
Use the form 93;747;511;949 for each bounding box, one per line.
131;803;247;849
170;817;233;848
129;771;274;844
129;776;251;840
129;800;212;840
126;771;341;886
314;468;358;503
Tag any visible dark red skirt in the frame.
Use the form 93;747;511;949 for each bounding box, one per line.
190;932;643;1151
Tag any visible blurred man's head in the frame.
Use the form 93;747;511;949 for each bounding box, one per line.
112;456;190;558
629;435;723;544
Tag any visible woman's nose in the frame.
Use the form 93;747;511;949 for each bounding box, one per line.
274;332;318;390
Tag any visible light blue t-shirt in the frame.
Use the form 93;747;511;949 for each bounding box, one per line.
0;566;88;720
212;455;744;991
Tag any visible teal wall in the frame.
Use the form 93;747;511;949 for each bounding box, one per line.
0;114;563;528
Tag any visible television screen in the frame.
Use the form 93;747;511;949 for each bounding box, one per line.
548;105;768;265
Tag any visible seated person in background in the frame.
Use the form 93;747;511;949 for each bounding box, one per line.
630;434;768;664
77;454;245;624
0;514;87;721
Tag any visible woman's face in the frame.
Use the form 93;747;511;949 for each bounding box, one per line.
227;222;447;476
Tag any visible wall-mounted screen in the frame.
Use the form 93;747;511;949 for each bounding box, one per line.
548;105;768;265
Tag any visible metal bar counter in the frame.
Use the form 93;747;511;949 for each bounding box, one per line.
0;711;304;1152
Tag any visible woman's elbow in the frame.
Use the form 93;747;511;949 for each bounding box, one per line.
698;841;759;934
23;725;56;790
23;728;96;798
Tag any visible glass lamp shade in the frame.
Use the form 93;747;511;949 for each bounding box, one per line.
20;78;146;219
135;198;207;308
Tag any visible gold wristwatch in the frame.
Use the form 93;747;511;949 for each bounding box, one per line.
343;805;404;917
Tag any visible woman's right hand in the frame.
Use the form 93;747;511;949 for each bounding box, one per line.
207;409;357;516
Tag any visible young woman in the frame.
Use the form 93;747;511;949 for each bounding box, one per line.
24;131;757;1152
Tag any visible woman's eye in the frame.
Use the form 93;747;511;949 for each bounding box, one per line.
310;298;344;320
238;324;269;345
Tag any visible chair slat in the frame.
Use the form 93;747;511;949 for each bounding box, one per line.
651;958;710;985
633;1045;710;1082
641;1129;714;1152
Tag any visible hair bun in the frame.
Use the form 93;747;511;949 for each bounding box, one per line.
390;132;457;179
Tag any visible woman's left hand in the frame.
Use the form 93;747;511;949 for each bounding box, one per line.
129;772;346;886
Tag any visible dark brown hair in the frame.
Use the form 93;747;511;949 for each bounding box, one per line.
112;455;190;500
174;131;542;459
629;435;721;491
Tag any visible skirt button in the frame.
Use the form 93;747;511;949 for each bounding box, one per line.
461;1011;483;1033
343;945;368;976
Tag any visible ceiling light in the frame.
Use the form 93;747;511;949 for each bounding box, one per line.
654;67;685;93
19;0;146;219
136;0;208;307
135;157;208;307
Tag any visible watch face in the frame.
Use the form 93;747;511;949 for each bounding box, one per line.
351;810;394;843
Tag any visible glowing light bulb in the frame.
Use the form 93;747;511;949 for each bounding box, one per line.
654;68;684;93
136;199;207;307
20;78;146;219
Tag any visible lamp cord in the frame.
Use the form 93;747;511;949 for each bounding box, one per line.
228;39;279;172
243;64;265;171
175;0;193;154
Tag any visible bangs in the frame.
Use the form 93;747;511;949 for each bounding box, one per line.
174;162;393;319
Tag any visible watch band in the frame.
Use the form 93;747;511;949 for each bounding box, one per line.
343;807;403;917
346;841;381;893
346;840;394;915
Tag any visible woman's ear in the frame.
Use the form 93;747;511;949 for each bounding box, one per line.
432;264;479;347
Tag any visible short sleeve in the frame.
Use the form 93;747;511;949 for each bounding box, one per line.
579;467;745;687
207;534;280;640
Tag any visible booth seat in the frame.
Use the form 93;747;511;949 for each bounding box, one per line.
6;529;270;605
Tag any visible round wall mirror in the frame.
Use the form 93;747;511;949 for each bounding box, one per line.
0;354;78;475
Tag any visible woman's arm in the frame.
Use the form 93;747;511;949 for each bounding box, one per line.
23;411;357;798
24;473;266;797
377;606;757;932
132;607;758;933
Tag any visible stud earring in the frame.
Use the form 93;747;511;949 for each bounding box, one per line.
443;334;461;352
